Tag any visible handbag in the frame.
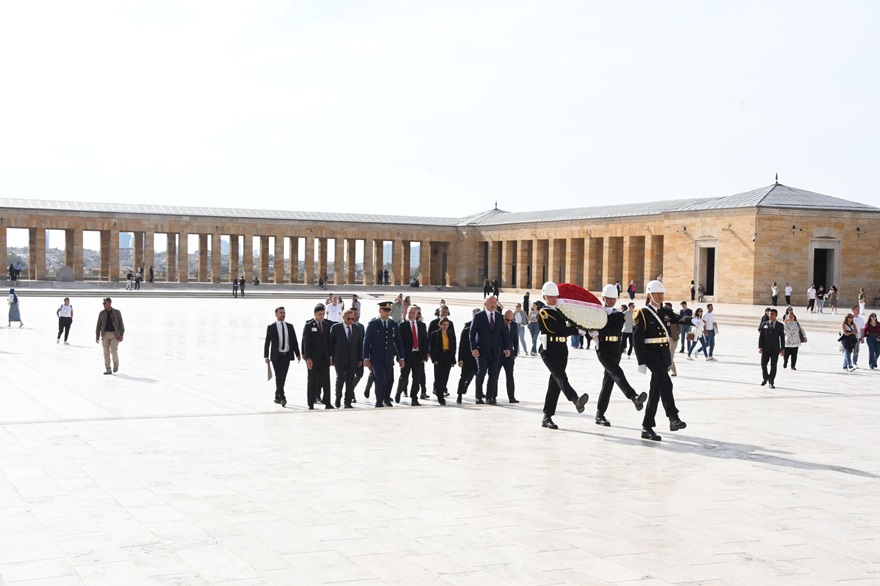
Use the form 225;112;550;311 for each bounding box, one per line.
685;332;695;341
799;327;807;343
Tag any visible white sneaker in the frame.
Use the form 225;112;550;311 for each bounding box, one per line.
63;341;69;345
56;338;60;344
687;356;694;361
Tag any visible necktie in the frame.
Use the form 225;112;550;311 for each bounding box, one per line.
346;326;351;340
412;322;418;350
282;323;287;352
489;312;494;330
318;321;323;335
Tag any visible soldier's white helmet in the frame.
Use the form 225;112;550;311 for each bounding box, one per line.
601;284;618;298
541;281;559;296
646;280;665;294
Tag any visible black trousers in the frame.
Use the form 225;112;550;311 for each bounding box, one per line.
783;347;799;368
785;295;791;305
433;361;452;395
307;362;331;406
457;359;476;396
397;354;425;399
641;352;678;429
334;364;356;406
475;354;501;401
761;350;780;383
596;348;638;416
620;333;633;356
772;295;778;306
57;316;72;341
806;299;815;312
541;350;579;417
500;355;516;399
271;354;292;400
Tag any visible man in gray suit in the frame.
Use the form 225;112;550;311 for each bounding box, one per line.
330;309;364;408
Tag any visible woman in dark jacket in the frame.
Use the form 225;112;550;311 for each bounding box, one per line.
429;317;457;405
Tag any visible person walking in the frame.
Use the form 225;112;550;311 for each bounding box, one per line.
455;309;480;403
840;314;858;372
513;303;528;355
363;301;405;408
7;289;23;328
264;306;300;407
56;297;74;344
499;310;519;403
469;295;510;405
633;280;691;441
864;313;880;370
852;305;866;369
536;282;590;430
771;282;779;306
828;285;839;315
758;308;785;388
627;280;637;301
678;301;693;353
528;302;540;355
806;284;817;313
690;280;696;302
784;283;793;306
621;303;635;358
592;284;647;427
817;286;826;313
238;276;245;297
232;277;238;298
782;312;807;370
395;305;428;406
665;302;681;376
95;297;124;375
429;317;456;405
302;303;334;409
686;307;707;360
858;287;867;316
329;309;363;408
703;303;718;360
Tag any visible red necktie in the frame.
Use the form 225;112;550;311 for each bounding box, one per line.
412;322;418;350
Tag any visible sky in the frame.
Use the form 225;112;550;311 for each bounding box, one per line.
1;0;879;227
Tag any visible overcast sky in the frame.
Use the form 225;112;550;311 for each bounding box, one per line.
1;0;879;225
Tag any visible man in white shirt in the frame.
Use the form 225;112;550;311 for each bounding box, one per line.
784;283;793;305
806;284;817;313
852;305;866;369
326;297;343;322
703;304;717;360
56;297;74;344
264;307;301;407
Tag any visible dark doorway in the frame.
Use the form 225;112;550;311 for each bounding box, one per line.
813;249;830;291
527;266;532;289
699;246;716;296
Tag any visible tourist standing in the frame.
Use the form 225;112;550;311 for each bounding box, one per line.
828;285;839;314
232;277;238;298
858;288;867;315
690;280;696;301
95;297;124;375
239;276;245;297
852;305;866;369
56;297;74;344
817;286;826;313
864;313;880;370
528;302;540;355
840;314;858;372
784;283;793;305
513;303;529;355
7;288;23;328
771;282;779;306
782;311;806;370
678;301;693;353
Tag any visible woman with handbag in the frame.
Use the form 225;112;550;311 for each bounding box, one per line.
840;314;858;372
864;312;880;369
686;307;708;360
782;311;806;370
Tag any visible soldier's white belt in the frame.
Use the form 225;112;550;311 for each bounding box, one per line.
602;336;620;342
644;337;668;344
548;336;567;343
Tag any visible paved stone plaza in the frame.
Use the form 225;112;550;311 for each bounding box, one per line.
1;291;878;585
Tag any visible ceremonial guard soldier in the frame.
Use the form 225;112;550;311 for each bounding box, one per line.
537;281;590;429
592;284;648;426
633;280;691;440
363;301;405;408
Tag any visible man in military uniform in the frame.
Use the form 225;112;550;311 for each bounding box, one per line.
302;303;334;410
363;301;405;408
633;280;691;440
537;281;590;429
592;284;648;427
455;308;480;404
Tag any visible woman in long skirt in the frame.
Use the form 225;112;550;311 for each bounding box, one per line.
8;288;23;327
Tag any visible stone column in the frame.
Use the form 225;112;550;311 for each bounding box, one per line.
334;238;345;285
375;239;385;285
242;235;253;283
198;233;209;282
566;237;583;286
166;233;177;282
603;237;623;288
516;240;529;289
29;227;46;280
211;232;222;283
177;232;189;283
548;238;567;283
144;231;154;281
362;238;374;285
317;237;328;283
274;235;285;284
622;235;640;291
259;236;270;283
644;235;664;287
0;227;6;280
487;241;500;282
229;236;239;282
65;229;82;280
532;238;547;286
134;232;145;273
500;240;514;289
420;240;431;286
304;236;315;284
392;239;405;285
401;242;411;285
346;239;356;284
291;237;301;283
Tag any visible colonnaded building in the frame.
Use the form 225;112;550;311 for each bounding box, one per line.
1;182;878;305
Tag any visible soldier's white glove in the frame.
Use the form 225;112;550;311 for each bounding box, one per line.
638;364;647;375
589;331;599;341
578;329;586;336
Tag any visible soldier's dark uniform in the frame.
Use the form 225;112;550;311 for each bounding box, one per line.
633;301;691;439
363;302;405;408
594;306;647;425
537;300;589;428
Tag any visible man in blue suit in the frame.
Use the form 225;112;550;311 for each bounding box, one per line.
363;301;405;408
469;295;510;405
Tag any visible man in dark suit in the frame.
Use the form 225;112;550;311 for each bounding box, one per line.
330;309;363;408
264;307;301;407
363;301;405;408
302;303;335;410
456;308;480;404
395;305;429;406
351;308;366;394
758;308;785;388
500;310;520;403
469;296;510;405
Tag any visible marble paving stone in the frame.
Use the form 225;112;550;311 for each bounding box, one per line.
0;293;878;584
